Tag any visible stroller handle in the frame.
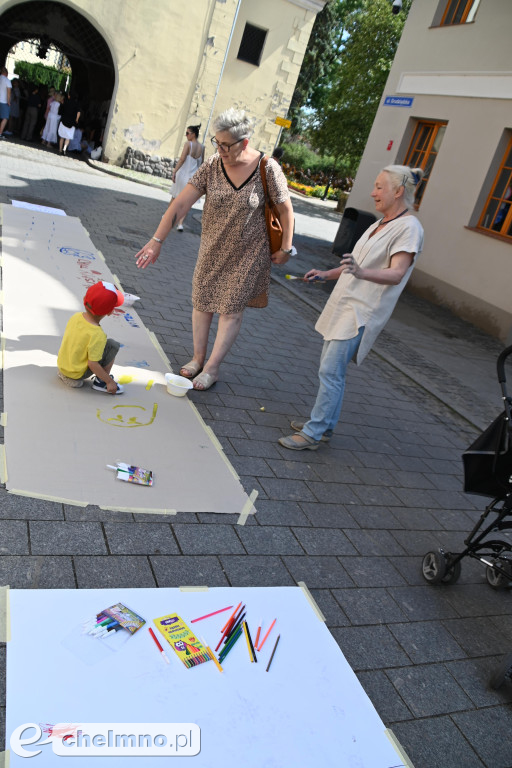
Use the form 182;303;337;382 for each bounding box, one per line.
497;344;512;384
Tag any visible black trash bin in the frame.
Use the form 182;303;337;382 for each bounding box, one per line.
332;207;377;256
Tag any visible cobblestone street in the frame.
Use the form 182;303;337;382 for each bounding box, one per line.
1;142;511;768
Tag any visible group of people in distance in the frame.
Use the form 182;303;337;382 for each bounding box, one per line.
0;69;103;157
56;106;424;453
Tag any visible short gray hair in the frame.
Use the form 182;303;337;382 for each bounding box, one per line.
382;165;424;207
213;108;254;141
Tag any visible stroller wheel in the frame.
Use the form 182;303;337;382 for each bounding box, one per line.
422;550;461;585
485;563;512;589
490;651;512;689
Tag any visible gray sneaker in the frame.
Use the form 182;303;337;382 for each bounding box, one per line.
290;420;331;443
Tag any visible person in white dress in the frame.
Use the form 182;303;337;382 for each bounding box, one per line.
169;124;204;231
42;92;63;146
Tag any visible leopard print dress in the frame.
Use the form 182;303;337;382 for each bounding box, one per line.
189;153;289;314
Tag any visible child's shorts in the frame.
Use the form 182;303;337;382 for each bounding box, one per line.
58;338;120;387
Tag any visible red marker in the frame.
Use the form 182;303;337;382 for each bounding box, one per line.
149;627;170;664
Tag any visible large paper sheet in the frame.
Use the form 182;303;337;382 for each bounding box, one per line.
5;587;406;767
1;205;250;514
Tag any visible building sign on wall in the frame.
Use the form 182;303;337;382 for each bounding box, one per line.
384;96;414;107
275;116;292;128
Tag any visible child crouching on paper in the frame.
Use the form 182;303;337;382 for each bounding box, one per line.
57;280;125;394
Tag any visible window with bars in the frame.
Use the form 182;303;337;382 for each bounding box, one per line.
477;136;512;241
403;120;447;208
440;0;480;26
237;23;267;66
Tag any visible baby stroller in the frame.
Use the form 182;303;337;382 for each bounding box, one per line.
422;344;512;587
422;345;512;689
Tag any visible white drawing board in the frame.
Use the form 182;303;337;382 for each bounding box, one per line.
5;587;406;767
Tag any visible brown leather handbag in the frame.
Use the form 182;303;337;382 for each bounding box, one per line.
247;156;283;308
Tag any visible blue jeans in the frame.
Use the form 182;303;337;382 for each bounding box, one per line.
301;328;364;442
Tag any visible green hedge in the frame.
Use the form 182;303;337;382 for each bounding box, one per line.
14;60;70;91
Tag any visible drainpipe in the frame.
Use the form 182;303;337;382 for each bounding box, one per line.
202;0;243;142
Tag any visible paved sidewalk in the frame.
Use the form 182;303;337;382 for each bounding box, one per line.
1;142;512;768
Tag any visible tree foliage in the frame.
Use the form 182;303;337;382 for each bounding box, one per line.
14;60;69;91
290;0;411;176
288;0;363;134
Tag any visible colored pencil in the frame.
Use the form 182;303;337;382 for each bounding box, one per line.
191;606;233;623
254;619;262;650
200;637;223;673
257;618;276;652
148;627;170;664
245;621;257;663
221;602;242;634
242;621;253;662
216;603;243;651
266;634;281;672
224;611;246;645
219;626;243;661
219;627;243;663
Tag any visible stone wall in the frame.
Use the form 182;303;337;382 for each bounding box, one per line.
122;148;176;179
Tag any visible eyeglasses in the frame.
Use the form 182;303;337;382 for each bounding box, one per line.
211;137;244;152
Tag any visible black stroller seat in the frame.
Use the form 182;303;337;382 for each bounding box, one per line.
422;344;512;588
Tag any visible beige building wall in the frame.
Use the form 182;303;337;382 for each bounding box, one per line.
346;0;512;343
0;0;323;163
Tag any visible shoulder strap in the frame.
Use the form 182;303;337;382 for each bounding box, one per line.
259;155;270;203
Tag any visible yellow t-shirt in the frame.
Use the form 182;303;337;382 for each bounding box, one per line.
57;312;107;379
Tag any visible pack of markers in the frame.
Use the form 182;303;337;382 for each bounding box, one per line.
61;603;146;666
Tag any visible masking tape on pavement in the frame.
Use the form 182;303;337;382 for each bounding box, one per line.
298;581;325;622
148;331;172;368
385;729;415;768
96;250;105;262
0;445;8;484
0;412;7;426
0;585;11;642
0;750;10;768
180;586;209;592
100;505;177;516
7;489;87;505
237;489;258;526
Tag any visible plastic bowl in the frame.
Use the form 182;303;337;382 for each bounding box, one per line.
165;373;194;397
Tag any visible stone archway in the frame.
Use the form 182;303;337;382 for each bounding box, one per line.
0;0;115;133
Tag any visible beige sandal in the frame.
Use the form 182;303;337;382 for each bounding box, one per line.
193;372;217;391
180;360;202;379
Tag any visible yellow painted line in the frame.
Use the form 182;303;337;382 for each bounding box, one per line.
96;250;105;262
298;581;326;622
145;379;154;390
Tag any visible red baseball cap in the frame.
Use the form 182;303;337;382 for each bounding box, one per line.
84;281;124;315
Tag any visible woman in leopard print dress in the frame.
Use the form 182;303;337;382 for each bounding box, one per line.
135;109;295;390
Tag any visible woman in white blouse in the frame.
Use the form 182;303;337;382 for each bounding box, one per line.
279;165;424;451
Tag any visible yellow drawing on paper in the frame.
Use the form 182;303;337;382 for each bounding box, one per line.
96;403;158;428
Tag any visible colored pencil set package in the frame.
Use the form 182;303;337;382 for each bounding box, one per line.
154;614;211;669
